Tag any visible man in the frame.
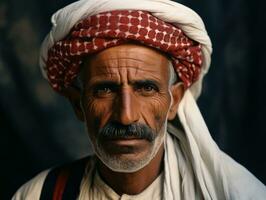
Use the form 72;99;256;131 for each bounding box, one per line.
13;0;266;199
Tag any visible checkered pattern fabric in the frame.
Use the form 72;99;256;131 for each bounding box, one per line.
46;10;202;92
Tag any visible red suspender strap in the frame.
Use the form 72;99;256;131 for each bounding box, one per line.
40;157;89;200
52;167;71;200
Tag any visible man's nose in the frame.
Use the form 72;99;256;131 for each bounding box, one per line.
113;88;140;125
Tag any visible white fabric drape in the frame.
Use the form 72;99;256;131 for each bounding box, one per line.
164;90;266;199
39;0;266;199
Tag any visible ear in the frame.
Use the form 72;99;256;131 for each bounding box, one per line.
63;86;85;121
167;82;185;120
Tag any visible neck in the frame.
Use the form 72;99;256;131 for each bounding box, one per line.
97;144;164;195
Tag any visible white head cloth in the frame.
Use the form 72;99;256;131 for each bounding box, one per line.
40;0;266;199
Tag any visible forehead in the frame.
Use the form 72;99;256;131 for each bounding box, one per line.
83;44;170;82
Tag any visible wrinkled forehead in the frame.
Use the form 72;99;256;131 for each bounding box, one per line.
83;44;171;82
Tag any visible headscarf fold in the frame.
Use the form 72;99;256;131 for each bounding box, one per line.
164;90;266;200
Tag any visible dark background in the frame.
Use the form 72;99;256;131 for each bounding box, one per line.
0;0;265;199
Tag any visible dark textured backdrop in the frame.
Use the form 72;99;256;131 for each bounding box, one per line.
1;0;266;199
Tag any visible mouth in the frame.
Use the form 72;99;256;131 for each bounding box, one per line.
101;138;149;154
109;137;146;144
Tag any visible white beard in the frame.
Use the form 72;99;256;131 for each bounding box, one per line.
92;122;167;173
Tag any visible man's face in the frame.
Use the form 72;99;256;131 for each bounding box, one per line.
80;44;175;172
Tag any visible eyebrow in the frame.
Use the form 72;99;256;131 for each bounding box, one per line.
130;80;160;87
89;79;161;88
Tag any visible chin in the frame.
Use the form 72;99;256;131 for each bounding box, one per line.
94;133;165;173
96;150;154;173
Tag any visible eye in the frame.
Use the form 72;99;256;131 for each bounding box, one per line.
93;85;117;98
143;85;155;92
96;87;111;95
135;83;159;96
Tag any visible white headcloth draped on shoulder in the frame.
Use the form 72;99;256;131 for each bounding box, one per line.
40;0;266;199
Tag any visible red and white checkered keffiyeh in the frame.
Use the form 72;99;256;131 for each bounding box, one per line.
46;10;202;92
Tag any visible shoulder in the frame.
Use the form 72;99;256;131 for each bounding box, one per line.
12;169;50;200
12;156;95;200
221;152;266;199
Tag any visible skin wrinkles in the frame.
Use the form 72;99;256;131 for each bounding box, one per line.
67;43;184;195
85;45;169;145
87;65;164;87
85;46;166;84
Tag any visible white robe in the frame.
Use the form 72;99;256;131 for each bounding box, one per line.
12;162;163;200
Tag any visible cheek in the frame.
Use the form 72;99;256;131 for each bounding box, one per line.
141;93;171;130
82;96;113;131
